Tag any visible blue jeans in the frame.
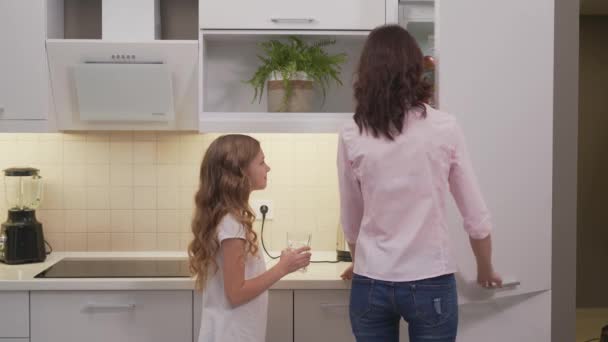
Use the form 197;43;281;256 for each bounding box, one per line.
349;273;458;342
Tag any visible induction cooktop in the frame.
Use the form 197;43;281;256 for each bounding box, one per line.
34;258;192;278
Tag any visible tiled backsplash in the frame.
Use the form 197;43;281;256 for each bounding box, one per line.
0;132;339;252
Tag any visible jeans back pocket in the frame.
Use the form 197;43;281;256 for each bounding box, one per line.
411;277;458;327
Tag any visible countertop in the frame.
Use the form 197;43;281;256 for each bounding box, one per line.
0;251;352;291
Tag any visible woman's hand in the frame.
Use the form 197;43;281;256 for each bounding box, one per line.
277;246;311;275
477;265;503;288
341;264;354;280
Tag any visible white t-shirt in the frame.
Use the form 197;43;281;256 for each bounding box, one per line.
198;214;268;342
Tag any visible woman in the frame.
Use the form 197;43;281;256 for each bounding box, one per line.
338;25;502;342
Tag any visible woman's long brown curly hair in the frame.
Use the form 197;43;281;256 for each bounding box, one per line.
188;134;261;290
354;24;433;140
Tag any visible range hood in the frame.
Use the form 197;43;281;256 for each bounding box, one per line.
46;40;198;131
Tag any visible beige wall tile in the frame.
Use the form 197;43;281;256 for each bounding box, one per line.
157;187;179;209
63;141;86;163
86;141;110;164
64;186;87;209
111;210;133;233
134;233;157;251
40;184;64;210
157;210;180;233
133;187;157;209
38;141;63;164
133;209;157;233
157;233;180;251
38;210;65;233
110;187;133;209
110;141;133;164
85;164;110;187
87;210;111;233
157;141;180;164
133;164;157;186
45;233;65;252
86;187;111;209
133;142;156;163
87;233;111;251
110;164;133;187
5;132;341;252
65;210;87;233
157;164;180;186
65;233;87;251
111;233;134;251
63;165;86;186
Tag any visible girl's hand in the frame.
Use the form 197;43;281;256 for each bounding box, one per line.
278;246;311;275
477;265;503;288
340;264;354;280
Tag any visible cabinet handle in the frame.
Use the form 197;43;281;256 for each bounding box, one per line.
320;303;349;309
483;280;521;290
270;18;316;24
84;302;137;310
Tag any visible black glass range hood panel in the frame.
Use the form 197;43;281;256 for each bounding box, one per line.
34;258;192;278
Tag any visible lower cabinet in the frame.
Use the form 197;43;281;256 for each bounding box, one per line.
294;290;409;342
294;290;353;342
0;292;29;339
193;289;294;342
30;291;192;342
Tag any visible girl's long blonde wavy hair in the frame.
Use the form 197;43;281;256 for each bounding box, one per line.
188;134;261;290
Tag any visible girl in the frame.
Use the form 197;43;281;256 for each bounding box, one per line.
189;134;311;342
338;25;502;342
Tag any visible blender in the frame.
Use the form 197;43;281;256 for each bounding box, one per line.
0;167;47;264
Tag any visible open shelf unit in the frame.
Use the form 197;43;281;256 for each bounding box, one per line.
198;30;369;133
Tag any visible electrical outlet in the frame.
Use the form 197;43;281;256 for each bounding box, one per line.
251;199;273;220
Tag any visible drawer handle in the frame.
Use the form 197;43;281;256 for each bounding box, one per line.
270;18;316;24
84;302;137;310
320;303;349;309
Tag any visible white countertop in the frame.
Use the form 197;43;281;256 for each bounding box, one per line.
0;251;352;291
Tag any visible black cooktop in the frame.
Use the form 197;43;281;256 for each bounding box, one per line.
34;258;192;278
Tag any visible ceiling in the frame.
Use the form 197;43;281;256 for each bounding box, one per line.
581;0;608;15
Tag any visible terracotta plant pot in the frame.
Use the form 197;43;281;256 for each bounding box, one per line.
267;80;314;112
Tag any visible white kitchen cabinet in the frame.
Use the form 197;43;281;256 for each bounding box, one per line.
200;0;385;30
193;290;294;342
294;290;354;342
198;31;366;133
0;292;29;338
0;0;49;122
267;290;294;342
0;340;29;342
294;290;409;342
30;291;192;342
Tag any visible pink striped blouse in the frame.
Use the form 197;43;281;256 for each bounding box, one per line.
337;105;492;282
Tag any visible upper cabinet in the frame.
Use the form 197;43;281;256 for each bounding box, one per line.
0;0;49;123
199;0;386;30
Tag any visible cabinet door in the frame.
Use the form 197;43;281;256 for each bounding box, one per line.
0;0;48;120
30;291;192;342
193;290;294;342
267;290;294;342
294;290;353;342
295;290;409;342
0;292;29;338
200;0;385;30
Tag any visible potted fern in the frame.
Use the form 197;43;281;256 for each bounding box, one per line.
246;36;347;112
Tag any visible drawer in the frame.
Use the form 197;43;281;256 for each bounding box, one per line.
0;292;29;338
31;291;192;342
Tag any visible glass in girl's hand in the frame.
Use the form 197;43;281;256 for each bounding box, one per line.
286;231;311;273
